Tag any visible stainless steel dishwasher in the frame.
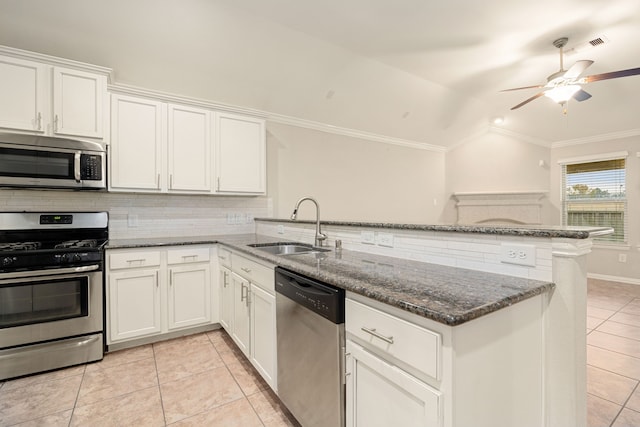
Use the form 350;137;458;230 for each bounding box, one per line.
275;267;345;427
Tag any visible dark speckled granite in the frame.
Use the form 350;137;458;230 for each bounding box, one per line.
255;218;614;239
107;233;555;326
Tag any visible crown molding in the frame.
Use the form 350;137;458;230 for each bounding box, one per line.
266;113;446;152
0;44;113;81
551;128;640;148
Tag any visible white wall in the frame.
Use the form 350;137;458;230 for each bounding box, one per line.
443;130;553;224
550;136;640;283
266;122;446;223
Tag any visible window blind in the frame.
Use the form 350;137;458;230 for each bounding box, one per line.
561;157;626;242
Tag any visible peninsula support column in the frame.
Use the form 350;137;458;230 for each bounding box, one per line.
547;238;592;427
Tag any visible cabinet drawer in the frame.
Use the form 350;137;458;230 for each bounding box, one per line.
218;247;232;268
109;250;161;270
232;253;274;293
346;298;441;381
167;246;210;264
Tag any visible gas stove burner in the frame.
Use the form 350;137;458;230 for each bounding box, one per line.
0;242;42;251
54;239;98;249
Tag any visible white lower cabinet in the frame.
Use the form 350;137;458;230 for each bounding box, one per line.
346;340;441;427
217;247;277;390
108;268;161;342
106;245;215;346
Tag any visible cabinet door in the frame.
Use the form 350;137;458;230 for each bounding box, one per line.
52;66;106;138
110;94;164;191
0;56;46;132
231;272;251;356
168;263;211;330
108;268;161;343
346;340;442;427
219;266;234;332
250;284;276;390
167;104;211;192
216;112;265;194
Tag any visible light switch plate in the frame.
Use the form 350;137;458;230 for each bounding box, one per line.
361;231;375;245
377;232;394;248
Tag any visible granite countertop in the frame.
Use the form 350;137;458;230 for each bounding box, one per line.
255;218;614;239
107;234;555;326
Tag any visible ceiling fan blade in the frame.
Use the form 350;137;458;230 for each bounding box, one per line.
584;67;640;83
573;89;592;102
564;60;594;79
500;84;545;92
510;91;546;110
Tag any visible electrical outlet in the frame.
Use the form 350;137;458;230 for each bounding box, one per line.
127;214;138;227
277;225;285;234
235;213;244;224
500;243;536;267
377;232;394;248
361;231;375;245
227;213;234;225
246;213;254;223
619;253;627;263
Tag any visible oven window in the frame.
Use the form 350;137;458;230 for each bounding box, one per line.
0;147;74;179
0;277;88;328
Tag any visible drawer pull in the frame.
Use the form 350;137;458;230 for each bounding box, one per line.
241;267;252;273
361;327;394;344
182;255;198;261
126;258;146;263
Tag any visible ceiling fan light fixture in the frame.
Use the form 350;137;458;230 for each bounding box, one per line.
544;85;581;104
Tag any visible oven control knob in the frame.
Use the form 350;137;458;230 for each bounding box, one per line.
59;253;69;263
2;257;14;267
72;253;82;262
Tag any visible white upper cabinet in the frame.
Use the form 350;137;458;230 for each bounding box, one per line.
215;112;266;194
52;67;106;139
0;54;107;140
0;56;46;132
110;94;164;191
168;104;211;192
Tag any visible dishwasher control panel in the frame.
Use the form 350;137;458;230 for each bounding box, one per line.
275;267;344;324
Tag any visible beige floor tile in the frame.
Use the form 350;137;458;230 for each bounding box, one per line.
11;409;73;427
588;345;640;381
627;387;640;413
171;397;263;427
597;321;640;341
588;306;617;320
86;344;154;373
621;299;640;315
1;365;85;391
154;339;225;384
611;312;640;328
588;316;606;330
76;357;158;406
588;331;640;358
71;386;164;427
160;366;244;424
248;388;299;426
0;375;82;425
152;332;212;354
612;408;640;427
227;359;269;395
588;393;622;427
588;295;634;311
587;365;638;405
205;328;227;344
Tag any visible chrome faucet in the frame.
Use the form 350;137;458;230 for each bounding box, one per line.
290;197;327;247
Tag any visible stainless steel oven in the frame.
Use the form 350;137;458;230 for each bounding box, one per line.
0;212;108;380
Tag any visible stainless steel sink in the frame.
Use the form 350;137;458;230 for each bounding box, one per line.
248;242;331;256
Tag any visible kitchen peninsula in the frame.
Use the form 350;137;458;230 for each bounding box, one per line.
106;219;612;427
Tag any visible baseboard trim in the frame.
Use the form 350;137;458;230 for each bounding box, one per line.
588;273;640;286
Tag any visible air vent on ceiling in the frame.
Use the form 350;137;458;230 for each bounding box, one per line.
564;35;609;56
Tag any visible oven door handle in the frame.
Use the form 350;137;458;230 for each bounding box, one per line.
0;264;101;280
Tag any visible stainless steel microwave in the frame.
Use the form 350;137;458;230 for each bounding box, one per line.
0;133;106;190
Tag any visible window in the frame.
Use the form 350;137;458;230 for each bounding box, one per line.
561;155;626;243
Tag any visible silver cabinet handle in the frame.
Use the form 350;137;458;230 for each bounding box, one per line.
157;174;160;189
53;114;59;132
155;271;159;288
361;327;394;344
127;258;147;264
222;271;228;288
169;174;173;189
182;255;198;261
241;267;251;273
240;283;246;302
36;112;42;130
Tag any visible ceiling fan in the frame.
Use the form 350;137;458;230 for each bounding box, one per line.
502;37;640;111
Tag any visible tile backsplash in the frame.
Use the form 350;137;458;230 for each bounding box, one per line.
0;189;271;239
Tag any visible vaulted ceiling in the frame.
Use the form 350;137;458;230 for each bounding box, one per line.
1;0;639;149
